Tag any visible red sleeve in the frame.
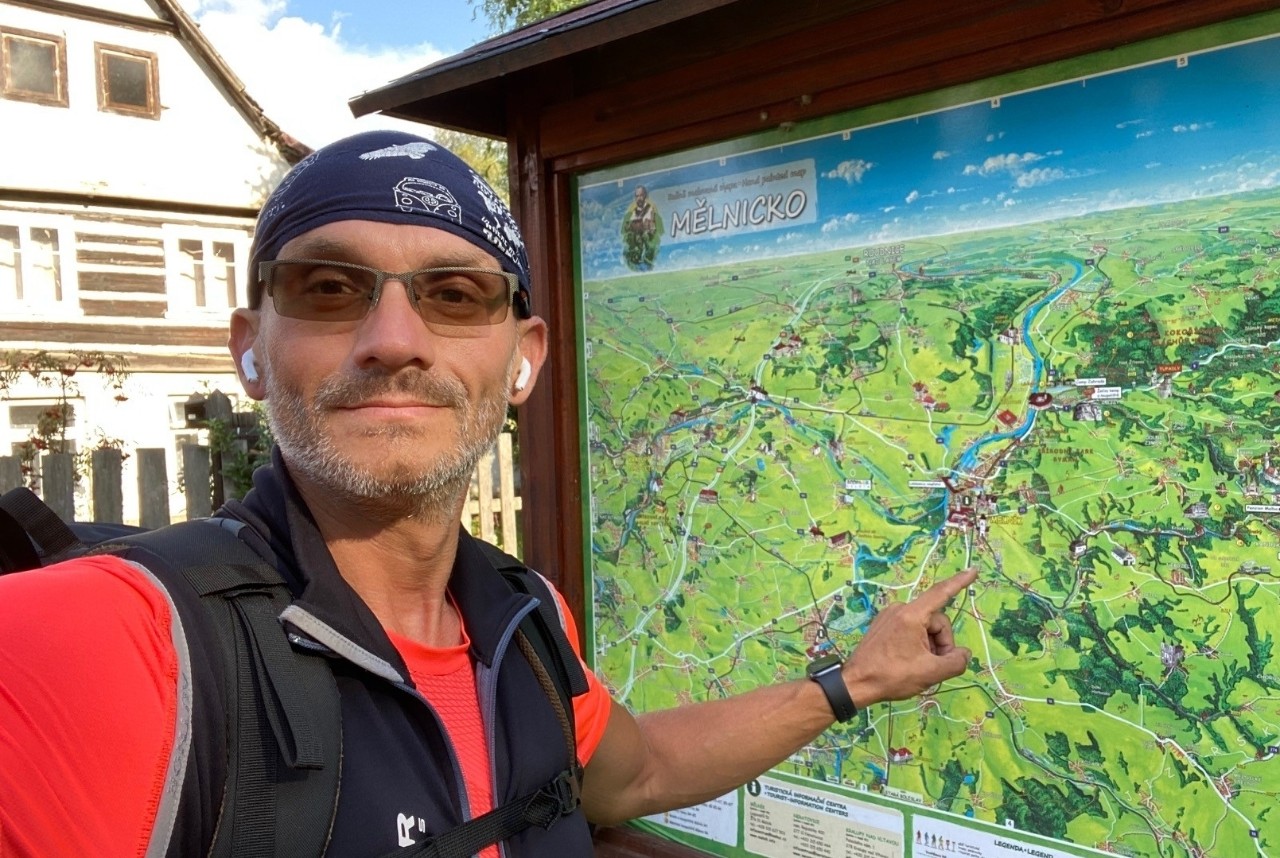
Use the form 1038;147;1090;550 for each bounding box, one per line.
0;556;180;858
545;583;613;766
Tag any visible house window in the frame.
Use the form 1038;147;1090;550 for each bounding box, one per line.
166;231;246;315
95;43;159;119
0;220;75;312
5;400;79;474
0;28;68;107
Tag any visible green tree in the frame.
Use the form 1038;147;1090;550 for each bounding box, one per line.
473;0;587;31
433;128;509;199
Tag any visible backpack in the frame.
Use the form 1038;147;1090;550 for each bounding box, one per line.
0;486;590;858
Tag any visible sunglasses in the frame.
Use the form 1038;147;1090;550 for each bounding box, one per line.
259;259;526;336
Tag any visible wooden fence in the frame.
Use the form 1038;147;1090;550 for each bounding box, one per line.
0;432;523;555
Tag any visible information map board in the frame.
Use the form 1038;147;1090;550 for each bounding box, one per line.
574;13;1280;858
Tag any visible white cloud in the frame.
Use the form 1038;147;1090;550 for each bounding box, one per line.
1015;167;1067;188
825;158;874;183
820;213;860;234
882;205;897;213
1145;162;1162;170
1004;198;1017;207
1173;122;1214;133
932;150;950;160
183;0;448;148
905;190;920;204
1115;118;1144;129
963;151;1045;177
984;132;1005;142
1135;130;1155;139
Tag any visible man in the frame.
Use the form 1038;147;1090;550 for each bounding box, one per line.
0;130;974;856
621;184;660;269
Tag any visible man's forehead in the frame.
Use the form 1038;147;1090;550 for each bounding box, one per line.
278;220;501;267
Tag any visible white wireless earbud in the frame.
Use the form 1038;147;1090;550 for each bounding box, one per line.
240;348;260;384
514;357;532;392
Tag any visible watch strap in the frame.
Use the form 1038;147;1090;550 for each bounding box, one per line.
809;662;857;722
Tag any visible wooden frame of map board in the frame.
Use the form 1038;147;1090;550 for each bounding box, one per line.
571;10;1280;858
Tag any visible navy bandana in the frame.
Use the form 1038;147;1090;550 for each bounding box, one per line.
248;129;530;311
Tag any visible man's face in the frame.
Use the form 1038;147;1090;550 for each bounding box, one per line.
247;220;532;518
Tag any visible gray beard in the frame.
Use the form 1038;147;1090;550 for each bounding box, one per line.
265;364;507;523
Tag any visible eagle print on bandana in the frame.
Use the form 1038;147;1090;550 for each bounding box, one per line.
393;177;463;223
470;173;526;276
359;141;438;160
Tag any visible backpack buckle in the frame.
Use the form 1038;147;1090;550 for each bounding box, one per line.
540;769;582;823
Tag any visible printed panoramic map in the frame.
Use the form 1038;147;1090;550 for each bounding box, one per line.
575;14;1280;858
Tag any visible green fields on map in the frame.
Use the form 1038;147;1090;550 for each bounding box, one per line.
583;189;1280;858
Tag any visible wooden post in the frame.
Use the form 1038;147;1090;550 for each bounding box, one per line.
497;433;519;556
136;448;170;529
205;390;233;510
0;456;21;493
41;453;75;522
476;446;496;545
91;448;124;524
183;444;212;520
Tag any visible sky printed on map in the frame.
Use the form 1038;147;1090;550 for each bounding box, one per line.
578;31;1280;281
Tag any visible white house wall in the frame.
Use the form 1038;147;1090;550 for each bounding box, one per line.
83;0;162;18
1;4;292;209
1;0;299;523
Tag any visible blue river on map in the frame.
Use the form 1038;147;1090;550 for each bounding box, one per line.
955;259;1086;474
602;259;1086;571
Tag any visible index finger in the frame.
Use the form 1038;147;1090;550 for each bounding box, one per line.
911;568;978;613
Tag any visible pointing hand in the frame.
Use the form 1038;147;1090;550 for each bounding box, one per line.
841;568;976;708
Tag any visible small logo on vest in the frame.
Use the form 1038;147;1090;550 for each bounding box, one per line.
397;812;428;847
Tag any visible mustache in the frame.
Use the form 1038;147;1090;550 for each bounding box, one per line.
310;370;467;411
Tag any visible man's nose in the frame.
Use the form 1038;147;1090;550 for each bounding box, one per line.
351;279;436;370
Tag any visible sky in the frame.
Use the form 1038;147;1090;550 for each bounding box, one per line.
577;31;1280;279
182;0;496;149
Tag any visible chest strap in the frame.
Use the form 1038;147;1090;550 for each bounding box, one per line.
378;766;582;858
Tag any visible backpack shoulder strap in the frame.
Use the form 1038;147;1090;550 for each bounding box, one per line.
0;486;82;572
111;520;342;858
472;539;590;701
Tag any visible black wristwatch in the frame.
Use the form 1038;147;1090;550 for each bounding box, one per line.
806;654;857;722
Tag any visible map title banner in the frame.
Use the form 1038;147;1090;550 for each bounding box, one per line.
658;160;817;245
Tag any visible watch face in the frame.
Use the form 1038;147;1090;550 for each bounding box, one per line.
807;654;841;675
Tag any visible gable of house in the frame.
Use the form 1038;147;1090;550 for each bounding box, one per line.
0;0;306;523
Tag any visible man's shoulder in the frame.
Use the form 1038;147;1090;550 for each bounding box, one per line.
0;555;204;858
0;552;173;625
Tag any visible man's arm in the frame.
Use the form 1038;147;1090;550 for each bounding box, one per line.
579;568;976;825
0;557;181;857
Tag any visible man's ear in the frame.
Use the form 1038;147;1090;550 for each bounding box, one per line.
230;308;265;400
509;316;548;405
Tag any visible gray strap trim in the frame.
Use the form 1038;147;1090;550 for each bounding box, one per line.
207;517;245;536
121;559;195;858
529;569;568;633
279;604;404;684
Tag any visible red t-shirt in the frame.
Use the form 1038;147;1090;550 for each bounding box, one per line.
386;589;610;858
0;557;611;857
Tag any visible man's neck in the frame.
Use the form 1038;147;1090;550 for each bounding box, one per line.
299;480;467;647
